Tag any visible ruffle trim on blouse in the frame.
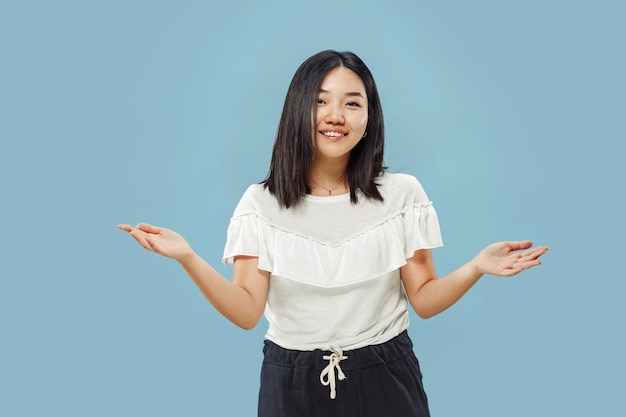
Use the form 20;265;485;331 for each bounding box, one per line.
222;202;443;287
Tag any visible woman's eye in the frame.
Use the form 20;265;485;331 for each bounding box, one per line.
316;98;325;104
347;101;361;107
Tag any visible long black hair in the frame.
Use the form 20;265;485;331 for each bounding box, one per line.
263;50;385;208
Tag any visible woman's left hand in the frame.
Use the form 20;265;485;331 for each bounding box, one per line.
473;241;549;277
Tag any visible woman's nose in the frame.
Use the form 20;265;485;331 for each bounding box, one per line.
325;105;345;124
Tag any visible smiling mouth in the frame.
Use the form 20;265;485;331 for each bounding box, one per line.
320;131;346;139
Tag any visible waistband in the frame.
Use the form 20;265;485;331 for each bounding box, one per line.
263;331;414;400
263;330;413;372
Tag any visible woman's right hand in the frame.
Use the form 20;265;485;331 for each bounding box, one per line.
118;223;194;263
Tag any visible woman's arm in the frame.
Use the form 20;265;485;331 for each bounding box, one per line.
118;223;269;330
400;242;548;319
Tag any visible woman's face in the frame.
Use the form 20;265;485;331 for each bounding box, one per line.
313;67;368;163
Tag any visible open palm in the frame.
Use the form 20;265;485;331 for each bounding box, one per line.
475;241;548;277
118;223;193;262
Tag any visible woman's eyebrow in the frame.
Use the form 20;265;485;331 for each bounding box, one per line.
318;88;364;98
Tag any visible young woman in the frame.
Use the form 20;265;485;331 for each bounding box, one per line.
119;50;548;417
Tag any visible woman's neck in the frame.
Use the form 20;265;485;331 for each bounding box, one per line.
308;158;349;196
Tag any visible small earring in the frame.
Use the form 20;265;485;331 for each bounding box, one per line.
362;131;368;138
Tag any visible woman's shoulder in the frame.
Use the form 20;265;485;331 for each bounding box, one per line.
377;172;429;201
232;183;279;216
241;182;267;198
379;172;421;186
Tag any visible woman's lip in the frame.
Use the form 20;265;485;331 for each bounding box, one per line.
320;131;347;138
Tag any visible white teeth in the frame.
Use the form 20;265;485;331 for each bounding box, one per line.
323;131;344;137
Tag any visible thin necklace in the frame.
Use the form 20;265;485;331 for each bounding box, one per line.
310;177;345;195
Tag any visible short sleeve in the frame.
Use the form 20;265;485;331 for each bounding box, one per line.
222;185;261;265
222;213;260;265
394;174;443;257
401;201;443;258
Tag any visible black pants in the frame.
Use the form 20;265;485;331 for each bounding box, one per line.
258;331;431;417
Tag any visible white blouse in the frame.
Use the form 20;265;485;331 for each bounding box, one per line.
223;172;443;351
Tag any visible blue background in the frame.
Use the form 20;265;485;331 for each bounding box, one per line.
1;0;624;415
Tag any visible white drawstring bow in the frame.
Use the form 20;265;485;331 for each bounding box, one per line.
320;347;348;399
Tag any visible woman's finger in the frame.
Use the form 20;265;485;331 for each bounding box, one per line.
521;246;549;260
136;223;163;234
507;240;533;252
117;224;133;232
129;230;155;252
